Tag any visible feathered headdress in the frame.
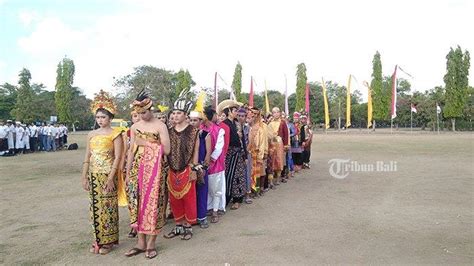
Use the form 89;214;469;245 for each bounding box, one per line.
173;88;193;113
189;91;206;119
91;90;117;115
132;88;154;113
157;104;169;113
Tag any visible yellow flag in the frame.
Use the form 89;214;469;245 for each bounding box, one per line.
364;81;373;128
322;78;330;129
265;80;270;115
346;75;352;128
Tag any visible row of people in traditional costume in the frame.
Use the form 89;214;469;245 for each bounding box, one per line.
0;120;68;155
81;89;313;258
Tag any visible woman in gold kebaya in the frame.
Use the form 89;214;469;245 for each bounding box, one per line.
81;90;123;255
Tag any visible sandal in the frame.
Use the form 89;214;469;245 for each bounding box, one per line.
281;178;287;183
145;249;157;259
125;247;145;257
181;226;193;240
128;228;137;238
244;197;253;204
99;245;113;255
217;210;226;216
163;225;183;239
199;218;209;229
210;214;219;223
230;203;240;210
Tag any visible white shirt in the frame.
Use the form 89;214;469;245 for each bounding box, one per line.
16;127;25;140
59;126;64;137
0;125;7;138
54;127;60;139
8;125;15;139
30;125;38;138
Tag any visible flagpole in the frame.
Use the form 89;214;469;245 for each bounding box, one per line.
410;109;413;133
213;72;218;108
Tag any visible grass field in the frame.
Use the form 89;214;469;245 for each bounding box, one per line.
0;131;472;264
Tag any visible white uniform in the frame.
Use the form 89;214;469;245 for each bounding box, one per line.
30;125;38;138
8;125;15;149
0;125;7;151
24;127;30;149
15;126;24;149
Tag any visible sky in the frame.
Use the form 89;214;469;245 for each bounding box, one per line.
1;0;473;102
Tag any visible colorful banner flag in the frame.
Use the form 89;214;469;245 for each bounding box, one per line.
391;65;398;120
410;103;417;113
346;75;352;128
436;103;442;114
305;82;310;123
249;76;254;107
363;81;372;128
322;78;330;129
265;80;270;114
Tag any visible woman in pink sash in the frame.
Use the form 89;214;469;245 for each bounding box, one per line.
125;90;170;259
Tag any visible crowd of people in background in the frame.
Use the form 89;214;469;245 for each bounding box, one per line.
0;120;68;156
81;89;314;258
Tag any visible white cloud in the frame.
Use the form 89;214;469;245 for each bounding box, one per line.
10;0;474;102
18;10;39;27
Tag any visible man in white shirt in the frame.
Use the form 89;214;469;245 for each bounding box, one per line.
0;121;7;152
46;123;54;151
6;120;15;154
23;124;30;152
15;122;24;154
62;124;68;145
58;124;64;148
29;123;38;152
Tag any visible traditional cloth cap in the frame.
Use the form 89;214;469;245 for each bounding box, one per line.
217;99;241;115
91;89;117;115
7;120;12;123
189;111;203;119
173;88;193;113
16;121;21;124
293;112;301;118
300;112;308;118
237;107;247;114
132;89;154;113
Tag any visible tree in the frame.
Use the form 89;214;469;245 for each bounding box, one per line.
11;68;35;123
113;65;177;118
295;63;307;112
231;62;243;102
71;87;94;130
370;51;389;129
55;57;75;123
326;81;345;130
267;90;285;111
0;83;18;120
174;69;195;99
444;46;470;131
31;83;56;122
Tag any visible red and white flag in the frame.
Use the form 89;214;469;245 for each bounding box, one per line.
249;76;254;107
411;103;417;113
391;65;398;119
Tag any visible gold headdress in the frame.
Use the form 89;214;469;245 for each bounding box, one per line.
132;89;154;113
91;90;117;115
